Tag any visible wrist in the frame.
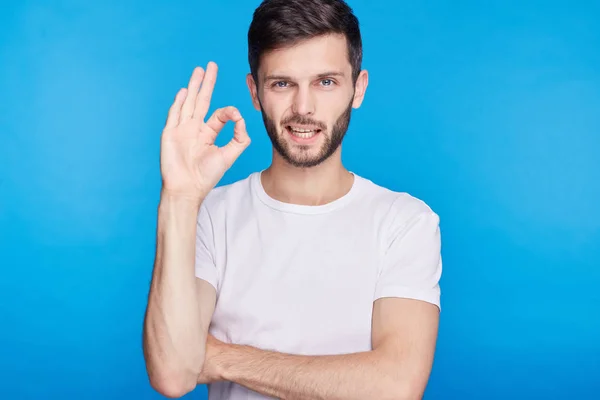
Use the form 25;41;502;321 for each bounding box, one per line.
159;189;204;211
216;343;248;382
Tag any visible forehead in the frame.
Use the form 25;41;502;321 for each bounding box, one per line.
259;34;351;79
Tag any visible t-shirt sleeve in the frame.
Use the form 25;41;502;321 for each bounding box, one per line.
194;201;219;291
374;203;443;311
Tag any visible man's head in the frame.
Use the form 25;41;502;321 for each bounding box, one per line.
246;0;368;168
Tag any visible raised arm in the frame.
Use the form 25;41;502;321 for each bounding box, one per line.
143;194;217;398
142;62;251;398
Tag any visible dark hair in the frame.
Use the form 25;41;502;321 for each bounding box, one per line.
248;0;363;84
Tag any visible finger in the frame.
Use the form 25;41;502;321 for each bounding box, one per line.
180;67;205;123
205;106;241;134
193;61;218;120
164;88;187;130
220;117;251;169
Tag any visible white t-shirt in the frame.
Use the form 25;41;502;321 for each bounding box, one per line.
195;171;442;400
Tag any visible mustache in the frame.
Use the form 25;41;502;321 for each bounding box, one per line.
281;115;327;130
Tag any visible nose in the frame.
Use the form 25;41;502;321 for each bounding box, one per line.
292;86;315;116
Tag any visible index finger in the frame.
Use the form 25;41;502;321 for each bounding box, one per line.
193;61;218;120
205;106;242;134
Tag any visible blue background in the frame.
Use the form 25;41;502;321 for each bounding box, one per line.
1;0;599;399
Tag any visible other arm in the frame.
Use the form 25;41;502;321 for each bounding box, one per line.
210;298;438;400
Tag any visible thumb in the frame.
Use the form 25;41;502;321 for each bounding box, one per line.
220;117;251;169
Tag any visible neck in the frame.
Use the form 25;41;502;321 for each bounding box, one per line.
261;148;354;206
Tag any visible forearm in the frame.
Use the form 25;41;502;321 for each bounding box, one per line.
219;345;410;400
143;193;205;392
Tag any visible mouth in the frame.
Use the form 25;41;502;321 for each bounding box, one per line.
285;125;322;141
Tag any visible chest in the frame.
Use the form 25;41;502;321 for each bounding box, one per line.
209;213;382;354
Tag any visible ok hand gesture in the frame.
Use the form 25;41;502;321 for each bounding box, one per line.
160;62;251;201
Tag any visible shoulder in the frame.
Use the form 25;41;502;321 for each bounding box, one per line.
354;174;438;217
204;173;255;206
197;172;258;222
353;174;440;231
352;175;441;267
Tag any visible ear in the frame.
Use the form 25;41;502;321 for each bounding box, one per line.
351;69;369;109
246;73;261;111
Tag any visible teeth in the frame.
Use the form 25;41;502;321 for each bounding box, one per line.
289;127;317;139
291;130;315;139
293;132;314;138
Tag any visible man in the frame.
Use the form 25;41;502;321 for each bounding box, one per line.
143;0;443;399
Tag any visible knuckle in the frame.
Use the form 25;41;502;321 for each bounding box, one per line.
216;109;227;122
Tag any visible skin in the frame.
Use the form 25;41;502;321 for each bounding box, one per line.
143;33;440;400
247;33;368;206
142;62;250;398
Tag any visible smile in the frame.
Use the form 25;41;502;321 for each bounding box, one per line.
286;125;322;139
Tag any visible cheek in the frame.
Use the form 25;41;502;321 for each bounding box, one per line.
325;103;351;124
266;107;285;126
263;98;290;123
320;90;353;114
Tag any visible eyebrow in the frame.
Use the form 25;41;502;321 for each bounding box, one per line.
264;71;346;81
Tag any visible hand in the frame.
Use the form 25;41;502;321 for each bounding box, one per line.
197;335;228;384
160;62;251;201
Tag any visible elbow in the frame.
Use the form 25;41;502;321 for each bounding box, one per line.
379;371;425;400
389;380;426;400
148;370;198;398
142;339;203;397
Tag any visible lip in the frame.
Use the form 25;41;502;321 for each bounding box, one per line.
285;125;322;144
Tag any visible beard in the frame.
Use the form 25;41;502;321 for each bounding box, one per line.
259;99;354;168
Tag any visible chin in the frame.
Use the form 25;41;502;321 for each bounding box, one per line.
284;148;332;169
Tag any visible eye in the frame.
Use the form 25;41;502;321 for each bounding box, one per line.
274;81;288;88
320;79;334;86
